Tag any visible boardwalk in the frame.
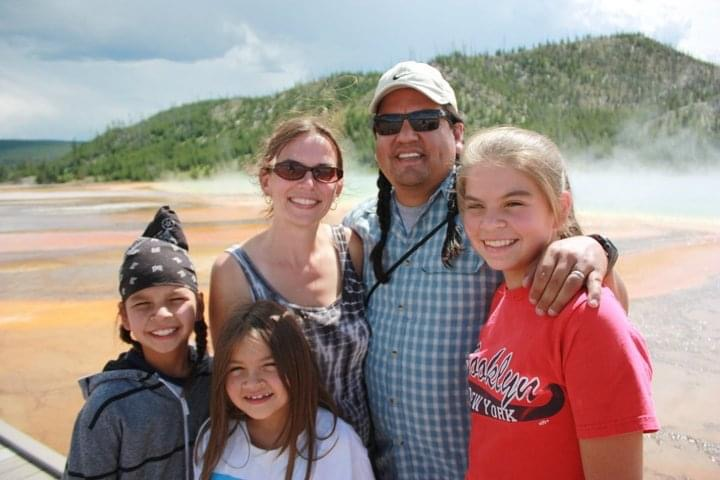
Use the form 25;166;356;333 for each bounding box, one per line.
0;420;65;480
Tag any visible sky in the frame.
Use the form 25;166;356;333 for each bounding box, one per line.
0;0;718;141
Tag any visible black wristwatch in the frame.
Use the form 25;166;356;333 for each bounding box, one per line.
588;234;618;272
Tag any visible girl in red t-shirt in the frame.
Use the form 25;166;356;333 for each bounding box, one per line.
458;126;658;479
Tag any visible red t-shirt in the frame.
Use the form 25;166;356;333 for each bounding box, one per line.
466;286;658;480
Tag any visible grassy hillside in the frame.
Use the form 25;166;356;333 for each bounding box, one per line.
3;33;718;184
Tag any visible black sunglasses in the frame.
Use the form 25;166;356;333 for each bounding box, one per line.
266;159;343;183
373;109;452;136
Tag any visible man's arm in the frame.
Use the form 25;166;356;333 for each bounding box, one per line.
524;235;627;316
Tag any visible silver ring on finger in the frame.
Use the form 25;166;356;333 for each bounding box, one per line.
569;269;586;279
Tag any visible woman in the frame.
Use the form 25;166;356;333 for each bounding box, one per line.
209;117;371;445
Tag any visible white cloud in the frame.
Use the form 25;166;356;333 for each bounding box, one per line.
0;88;55;128
0;20;309;139
0;0;237;61
567;0;719;63
0;1;716;139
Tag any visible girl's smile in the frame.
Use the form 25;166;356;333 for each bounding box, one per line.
225;330;290;445
150;327;180;337
483;239;516;248
244;392;274;402
121;285;198;372
461;164;567;288
147;325;186;342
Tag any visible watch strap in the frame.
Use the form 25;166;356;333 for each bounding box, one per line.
589;234;618;272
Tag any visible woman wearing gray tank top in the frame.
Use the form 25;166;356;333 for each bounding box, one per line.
209;117;371;445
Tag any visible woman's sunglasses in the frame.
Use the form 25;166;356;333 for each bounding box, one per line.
266;160;343;183
373;109;452;136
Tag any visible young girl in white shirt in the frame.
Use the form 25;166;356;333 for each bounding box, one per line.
195;300;373;480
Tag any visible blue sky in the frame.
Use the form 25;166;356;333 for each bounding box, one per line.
0;0;718;140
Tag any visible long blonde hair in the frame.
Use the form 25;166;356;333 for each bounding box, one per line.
457;126;582;239
197;300;337;480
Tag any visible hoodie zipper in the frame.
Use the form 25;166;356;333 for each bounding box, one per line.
180;393;191;479
159;378;191;479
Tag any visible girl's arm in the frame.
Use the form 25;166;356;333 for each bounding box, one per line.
604;269;629;312
579;432;643;479
209;252;253;347
564;292;658;481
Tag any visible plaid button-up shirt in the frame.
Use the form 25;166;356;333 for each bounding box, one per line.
345;171;503;479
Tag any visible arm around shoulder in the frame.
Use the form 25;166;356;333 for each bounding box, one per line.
527;234;629;315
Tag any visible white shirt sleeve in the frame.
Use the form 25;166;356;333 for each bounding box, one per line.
312;412;375;480
346;426;375;480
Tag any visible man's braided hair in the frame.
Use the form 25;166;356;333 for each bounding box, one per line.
370;153;464;284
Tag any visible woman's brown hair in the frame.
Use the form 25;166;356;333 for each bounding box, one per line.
198;300;337;479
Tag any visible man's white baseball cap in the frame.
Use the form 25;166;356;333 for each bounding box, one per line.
369;61;459;115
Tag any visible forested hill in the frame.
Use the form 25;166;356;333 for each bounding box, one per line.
4;33;719;184
0;140;76;165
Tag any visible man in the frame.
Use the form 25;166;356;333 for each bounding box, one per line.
344;61;623;479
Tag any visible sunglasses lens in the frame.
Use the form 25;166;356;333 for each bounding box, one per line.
272;161;341;183
374;110;445;135
273;161;306;181
408;115;441;132
313;166;341;183
374;117;403;136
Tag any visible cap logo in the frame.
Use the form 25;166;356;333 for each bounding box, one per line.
392;72;408;81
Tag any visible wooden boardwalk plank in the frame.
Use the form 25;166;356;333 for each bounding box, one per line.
0;449;54;480
0;420;64;480
0;446;14;463
0;454;26;472
6;460;44;479
25;472;54;480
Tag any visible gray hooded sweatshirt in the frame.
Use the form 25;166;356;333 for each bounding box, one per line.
63;349;211;479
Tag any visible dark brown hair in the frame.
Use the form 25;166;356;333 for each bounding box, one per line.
198;300;337;480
